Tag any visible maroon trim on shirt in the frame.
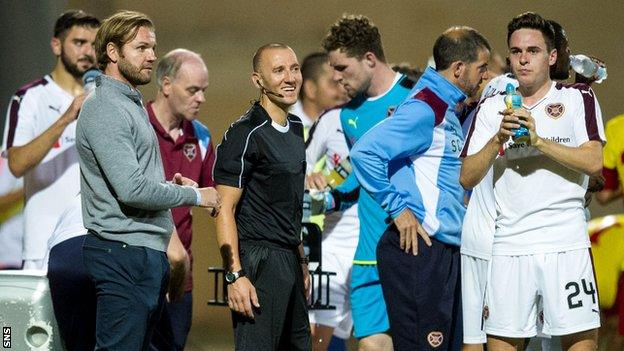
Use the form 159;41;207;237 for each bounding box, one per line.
459;92;500;158
5;78;47;149
414;87;447;127
556;82;601;142
602;167;619;191
460;104;481;158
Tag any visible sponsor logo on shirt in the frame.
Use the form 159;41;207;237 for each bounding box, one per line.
507;141;529;150
386;106;396;117
545;136;571;144
347;116;358;129
48;105;61;113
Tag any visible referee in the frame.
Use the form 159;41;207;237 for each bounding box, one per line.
213;43;311;351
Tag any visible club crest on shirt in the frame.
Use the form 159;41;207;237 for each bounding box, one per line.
545;103;565;119
427;331;444;348
183;143;196;161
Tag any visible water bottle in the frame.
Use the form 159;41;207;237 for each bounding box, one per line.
302;189;329;222
569;54;607;83
323;157;352;189
82;69;102;93
504;83;529;143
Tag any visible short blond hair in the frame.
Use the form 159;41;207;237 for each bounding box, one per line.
95;10;154;70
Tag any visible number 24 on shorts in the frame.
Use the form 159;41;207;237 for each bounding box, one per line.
565;279;597;309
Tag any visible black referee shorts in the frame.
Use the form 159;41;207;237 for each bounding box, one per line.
377;225;462;351
233;241;311;351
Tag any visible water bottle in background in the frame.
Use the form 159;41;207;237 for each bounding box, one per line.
302;189;331;222
569;54;607;83
504;83;529;143
323;157;352;189
82;69;102;93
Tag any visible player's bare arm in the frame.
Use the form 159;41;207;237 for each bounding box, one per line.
460;109;516;189
8;94;86;177
166;228;190;302
518;108;603;177
215;184;259;319
297;243;311;299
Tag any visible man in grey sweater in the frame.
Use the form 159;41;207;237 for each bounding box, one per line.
75;11;219;350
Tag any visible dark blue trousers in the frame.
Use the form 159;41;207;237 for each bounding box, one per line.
48;235;96;351
150;291;193;351
377;225;462;351
83;234;170;351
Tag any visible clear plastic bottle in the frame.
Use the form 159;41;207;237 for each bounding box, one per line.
569;54;607;83
504;83;529;143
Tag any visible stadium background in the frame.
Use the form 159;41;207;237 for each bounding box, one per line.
1;1;623;349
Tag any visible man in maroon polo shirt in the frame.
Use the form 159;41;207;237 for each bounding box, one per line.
147;48;215;351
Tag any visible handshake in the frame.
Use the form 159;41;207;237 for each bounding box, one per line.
172;173;221;216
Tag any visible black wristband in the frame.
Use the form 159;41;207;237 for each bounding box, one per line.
299;256;309;265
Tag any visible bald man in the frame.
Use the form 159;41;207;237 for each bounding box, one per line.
147;49;215;351
214;43;311;351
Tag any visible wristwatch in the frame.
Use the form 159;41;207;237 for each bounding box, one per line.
225;269;246;284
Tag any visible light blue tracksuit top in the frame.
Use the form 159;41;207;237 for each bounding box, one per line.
350;67;467;247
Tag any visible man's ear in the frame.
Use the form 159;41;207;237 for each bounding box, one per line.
303;80;316;100
51;37;62;57
452;61;465;79
362;51;377;68
548;48;558;67
106;42;120;64
161;76;173;96
251;72;263;89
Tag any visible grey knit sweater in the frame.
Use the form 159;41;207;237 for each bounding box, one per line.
76;75;197;251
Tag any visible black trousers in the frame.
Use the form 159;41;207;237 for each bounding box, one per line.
377;225;462;351
233;241;311;351
48;235;96;351
83;234;170;351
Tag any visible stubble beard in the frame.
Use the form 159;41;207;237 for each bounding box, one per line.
61;49;94;79
118;56;151;86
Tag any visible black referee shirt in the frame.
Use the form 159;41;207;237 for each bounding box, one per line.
214;102;306;248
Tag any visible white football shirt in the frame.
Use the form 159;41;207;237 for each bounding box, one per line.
460;74;516;259
464;81;605;255
2;75;80;261
305;108;359;255
0;157;23;267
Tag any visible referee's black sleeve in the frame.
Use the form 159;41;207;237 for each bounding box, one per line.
214;122;258;188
